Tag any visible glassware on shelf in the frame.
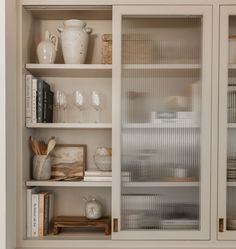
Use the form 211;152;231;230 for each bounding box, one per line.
73;91;87;123
54;90;61;123
54;90;67;123
59;92;67;123
90;91;103;123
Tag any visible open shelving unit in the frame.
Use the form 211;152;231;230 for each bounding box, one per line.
19;3;113;245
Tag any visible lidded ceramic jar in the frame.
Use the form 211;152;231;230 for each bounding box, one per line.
85;198;103;220
57;19;92;64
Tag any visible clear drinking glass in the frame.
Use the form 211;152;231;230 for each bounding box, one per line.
90;91;103;123
73;91;87;122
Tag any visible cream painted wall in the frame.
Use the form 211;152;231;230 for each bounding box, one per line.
6;0;17;248
0;0;7;248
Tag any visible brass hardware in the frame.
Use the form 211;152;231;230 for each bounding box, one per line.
219;218;224;232
113;218;118;232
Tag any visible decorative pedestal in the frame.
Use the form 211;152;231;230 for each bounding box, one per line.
53;216;111;235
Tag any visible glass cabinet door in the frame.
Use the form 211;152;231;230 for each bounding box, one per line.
218;6;236;240
112;5;212;240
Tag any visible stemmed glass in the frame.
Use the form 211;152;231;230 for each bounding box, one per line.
90;91;103;123
54;90;61;123
59;92;67;123
73;91;87;122
53;90;67;123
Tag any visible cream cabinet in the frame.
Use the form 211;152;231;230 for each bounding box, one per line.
218;5;236;240
112;5;212;240
10;0;236;249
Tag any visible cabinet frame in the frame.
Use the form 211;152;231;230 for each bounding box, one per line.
112;4;212;240
218;5;236;240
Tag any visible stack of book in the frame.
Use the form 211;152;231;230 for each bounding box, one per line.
150;111;198;125
25;75;54;124
83;171;112;181
27;187;54;237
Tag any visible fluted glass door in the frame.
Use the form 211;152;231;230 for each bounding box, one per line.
112;5;212;240
218;6;236;240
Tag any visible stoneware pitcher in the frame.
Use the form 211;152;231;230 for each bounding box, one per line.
37;30;58;64
57;19;92;64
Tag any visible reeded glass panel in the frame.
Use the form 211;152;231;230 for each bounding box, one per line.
226;16;236;231
120;16;202;231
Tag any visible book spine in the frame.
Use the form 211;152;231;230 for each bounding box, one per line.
26;189;32;237
43;88;48;123
31;194;39;237
37;80;44;123
25;75;32;124
32;79;37;123
83;176;112;181
84;171;112;177
38;193;46;237
48;91;54;123
44;194;50;235
48;193;54;233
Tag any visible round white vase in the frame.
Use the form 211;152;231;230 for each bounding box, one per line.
85;198;103;220
58;19;92;64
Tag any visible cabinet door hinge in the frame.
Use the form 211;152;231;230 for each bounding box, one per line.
113;218;118;232
219;218;224;232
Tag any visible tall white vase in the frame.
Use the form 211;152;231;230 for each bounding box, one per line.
58;19;92;64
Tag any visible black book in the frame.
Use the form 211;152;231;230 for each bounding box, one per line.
43;89;54;123
43;193;50;236
37;79;50;123
48;91;54;123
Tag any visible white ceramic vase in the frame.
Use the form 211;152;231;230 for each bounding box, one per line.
37;30;58;64
57;19;92;64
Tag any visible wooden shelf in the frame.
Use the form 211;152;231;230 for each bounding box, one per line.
25;64;112;78
123;122;200;129
27;228;111;241
26;180;111;187
123;64;201;70
123;181;199;187
26;123;112;129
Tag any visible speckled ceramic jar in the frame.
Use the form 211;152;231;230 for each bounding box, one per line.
58;19;92;64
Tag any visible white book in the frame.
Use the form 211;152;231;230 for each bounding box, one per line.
32;78;37;123
31;193;39;237
26;187;39;238
25;75;33;123
84;171;112;177
83;176;112;182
